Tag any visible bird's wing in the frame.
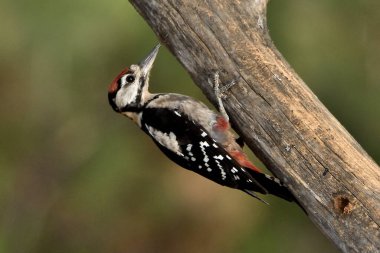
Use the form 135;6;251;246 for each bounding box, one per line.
140;107;264;190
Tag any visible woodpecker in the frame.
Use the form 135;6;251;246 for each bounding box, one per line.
108;44;294;203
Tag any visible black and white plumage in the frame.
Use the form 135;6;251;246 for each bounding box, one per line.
108;44;294;203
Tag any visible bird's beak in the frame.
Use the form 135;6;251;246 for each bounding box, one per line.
139;44;160;79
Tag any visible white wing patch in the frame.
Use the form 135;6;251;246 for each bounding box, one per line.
199;141;210;169
146;125;183;156
214;156;227;180
174;111;181;117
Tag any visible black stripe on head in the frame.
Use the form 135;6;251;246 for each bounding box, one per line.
134;76;146;107
108;92;119;112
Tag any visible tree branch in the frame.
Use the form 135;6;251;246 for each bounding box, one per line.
128;0;380;252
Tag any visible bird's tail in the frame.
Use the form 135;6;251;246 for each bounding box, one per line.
243;169;295;202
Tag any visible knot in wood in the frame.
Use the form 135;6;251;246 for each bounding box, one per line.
332;194;355;215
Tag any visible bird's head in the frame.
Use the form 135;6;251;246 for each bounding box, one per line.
108;44;160;112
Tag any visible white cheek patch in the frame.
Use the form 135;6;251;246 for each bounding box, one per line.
146;125;183;156
115;82;139;108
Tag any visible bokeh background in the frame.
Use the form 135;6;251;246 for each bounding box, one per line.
1;0;379;252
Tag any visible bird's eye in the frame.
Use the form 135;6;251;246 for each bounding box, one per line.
126;74;135;83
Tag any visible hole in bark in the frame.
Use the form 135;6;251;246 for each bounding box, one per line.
333;195;354;215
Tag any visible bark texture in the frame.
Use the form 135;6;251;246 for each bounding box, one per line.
128;1;380;252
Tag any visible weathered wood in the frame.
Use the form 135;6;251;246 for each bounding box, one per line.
128;1;380;252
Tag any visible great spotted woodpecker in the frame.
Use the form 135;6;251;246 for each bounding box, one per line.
108;44;294;203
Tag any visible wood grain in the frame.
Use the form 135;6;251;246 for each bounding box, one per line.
129;0;380;252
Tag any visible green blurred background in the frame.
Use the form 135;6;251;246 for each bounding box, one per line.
0;0;379;252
